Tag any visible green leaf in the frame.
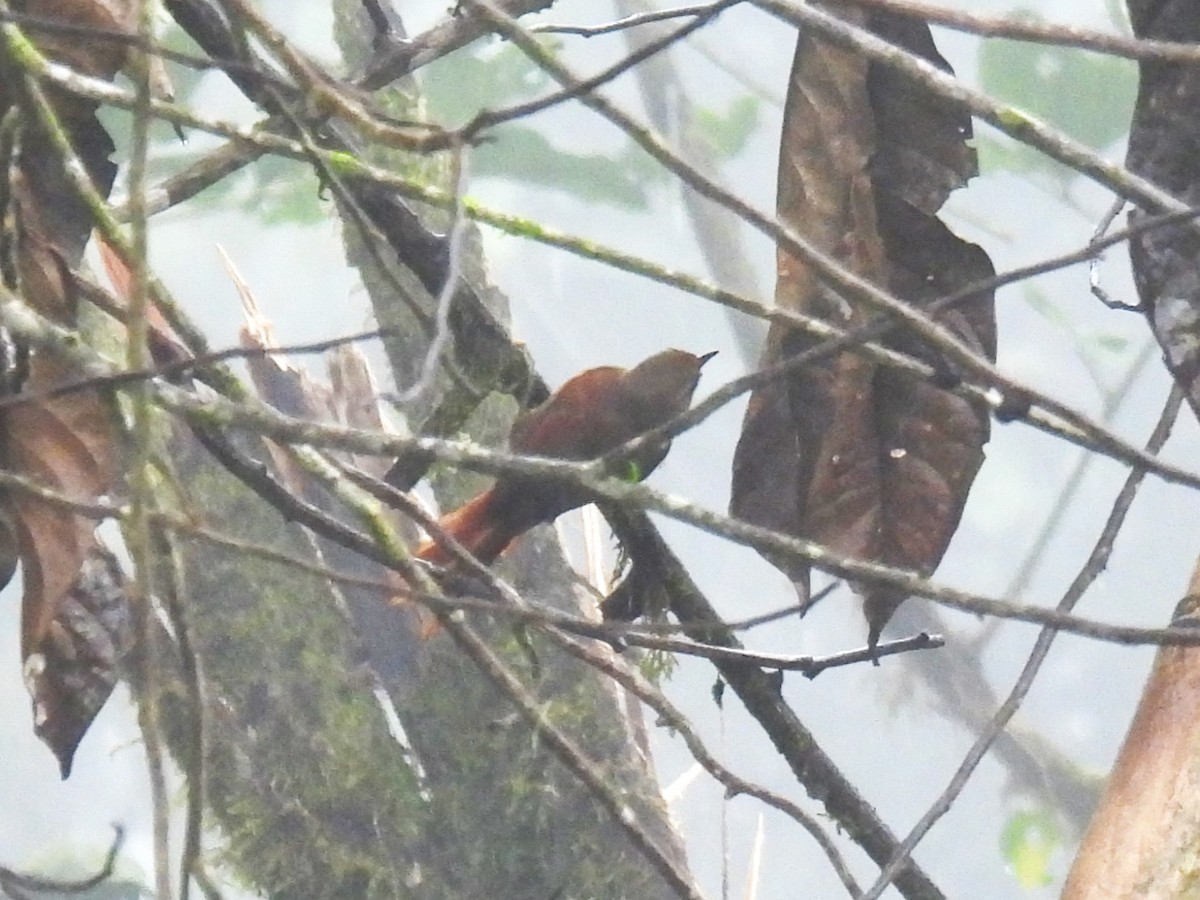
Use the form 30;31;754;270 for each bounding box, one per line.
421;43;553;127
420;42;669;206
1001;809;1059;889
1093;333;1131;355
692;95;760;160
638;648;677;682
472;126;654;208
158;152;325;226
978;11;1136;176
1023;284;1070;330
248;156;326;226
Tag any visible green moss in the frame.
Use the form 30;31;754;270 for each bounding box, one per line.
325;150;362;177
141;431;429;898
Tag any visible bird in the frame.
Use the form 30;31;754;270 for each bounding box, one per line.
417;349;717;567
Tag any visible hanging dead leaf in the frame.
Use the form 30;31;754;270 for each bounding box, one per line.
8;169;84;324
0;0;138;775
0;0;137;285
25;543;131;778
7;355;119;661
0;261;123;779
731;7;995;649
10;0;137;81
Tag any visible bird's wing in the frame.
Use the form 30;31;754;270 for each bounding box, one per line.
508;366;624;460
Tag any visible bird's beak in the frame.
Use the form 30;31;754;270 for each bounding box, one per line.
697;350;719;367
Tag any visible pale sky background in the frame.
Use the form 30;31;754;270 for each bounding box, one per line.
2;0;1195;897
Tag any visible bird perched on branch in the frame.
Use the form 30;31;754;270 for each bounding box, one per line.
417;349;717;566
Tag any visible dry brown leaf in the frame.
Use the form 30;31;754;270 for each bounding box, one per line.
9;170;80;324
328;344;397;477
221;246;336;492
1;2;139;771
2;298;124;782
15;0;137;80
25;544;130;778
730;7;995;648
7;355;119;662
1;2;137;282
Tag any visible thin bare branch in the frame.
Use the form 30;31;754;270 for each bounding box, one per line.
454;0;1200;499
862;386;1186;899
0;329;390;410
390;148;469;402
1090;200;1135;310
463;0;738;137
360;0;558;90
0;7;298;89
157;531;206;900
848;0;1200;63
123;2;174;895
5;278;1199;651
0;826;125;894
531;2;732;37
549;632;864;895
754;0;1188;215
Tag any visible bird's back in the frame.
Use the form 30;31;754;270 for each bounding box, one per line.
508;365;629;460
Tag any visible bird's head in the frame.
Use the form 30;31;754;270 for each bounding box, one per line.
620;349;717;428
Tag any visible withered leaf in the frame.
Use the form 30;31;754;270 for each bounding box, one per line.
1;0;139;278
225;248;336;492
730;7;995;647
9;170;88;325
1;0;137;776
1126;0;1200;420
7;356;119;664
328;344;393;477
25;544;130;778
11;0;138;81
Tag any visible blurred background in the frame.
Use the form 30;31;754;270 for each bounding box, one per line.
2;0;1194;896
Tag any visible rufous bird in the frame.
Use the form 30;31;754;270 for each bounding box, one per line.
417;349;717;566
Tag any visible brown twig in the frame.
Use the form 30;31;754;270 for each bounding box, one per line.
462;0;738;138
0;826;125;895
531;2;732;37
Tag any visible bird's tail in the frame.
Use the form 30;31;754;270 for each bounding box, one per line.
416;488;516;566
